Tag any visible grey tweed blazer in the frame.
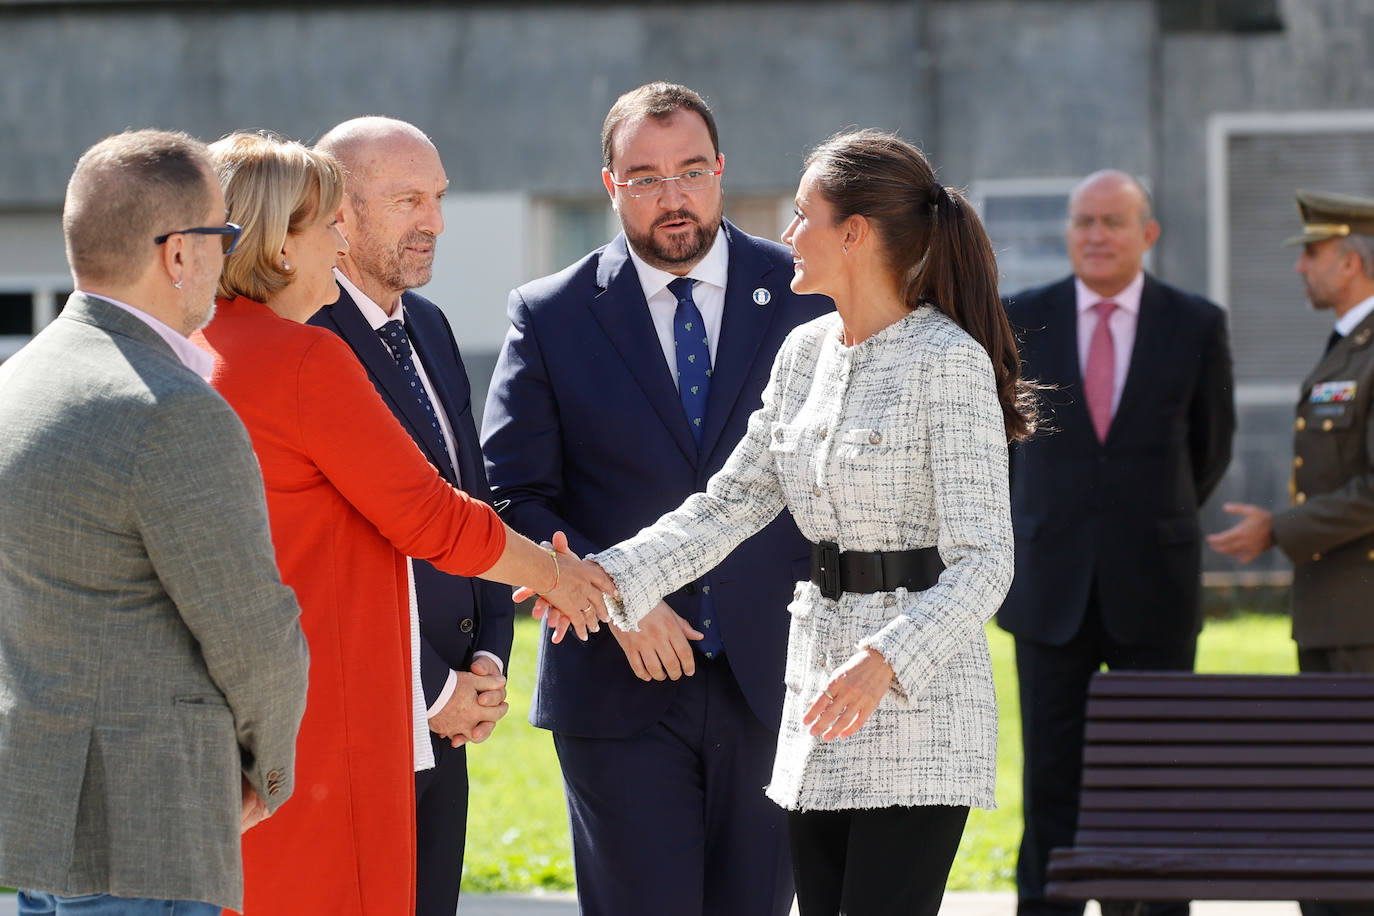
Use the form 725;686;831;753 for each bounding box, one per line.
594;307;1013;811
0;295;309;909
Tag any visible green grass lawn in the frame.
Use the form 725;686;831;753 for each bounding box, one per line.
463;611;1299;893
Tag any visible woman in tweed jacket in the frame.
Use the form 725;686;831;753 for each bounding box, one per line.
543;131;1036;915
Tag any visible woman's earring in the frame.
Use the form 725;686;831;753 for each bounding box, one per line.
173;279;183;289
282;261;291;270
843;246;848;254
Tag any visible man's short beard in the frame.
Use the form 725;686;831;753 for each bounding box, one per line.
353;226;436;293
624;207;722;271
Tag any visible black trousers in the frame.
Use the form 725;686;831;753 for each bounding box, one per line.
554;657;792;916
415;736;467;916
1014;589;1195;916
787;804;969;916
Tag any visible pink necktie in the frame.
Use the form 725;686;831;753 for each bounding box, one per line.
1084;300;1118;442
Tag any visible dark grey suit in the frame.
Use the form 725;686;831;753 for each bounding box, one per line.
0;294;309;910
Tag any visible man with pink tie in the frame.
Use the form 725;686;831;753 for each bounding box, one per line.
997;170;1236;916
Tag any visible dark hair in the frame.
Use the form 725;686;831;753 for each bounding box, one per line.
601;82;720;171
63;129;214;286
805;129;1037;441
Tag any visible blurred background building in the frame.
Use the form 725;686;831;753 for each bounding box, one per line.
3;0;1373;587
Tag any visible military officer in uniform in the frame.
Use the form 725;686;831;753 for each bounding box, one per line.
1210;189;1374;691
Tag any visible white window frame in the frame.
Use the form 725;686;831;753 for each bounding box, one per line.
1206;109;1374;406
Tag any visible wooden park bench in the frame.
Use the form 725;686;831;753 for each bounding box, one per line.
1044;670;1374;903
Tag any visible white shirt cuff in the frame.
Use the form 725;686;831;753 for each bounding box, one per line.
425;652;506;719
427;670;459;719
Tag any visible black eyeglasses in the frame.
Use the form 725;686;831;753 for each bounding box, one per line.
154;222;243;255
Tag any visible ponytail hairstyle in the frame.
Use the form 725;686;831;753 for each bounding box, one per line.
804;129;1037;441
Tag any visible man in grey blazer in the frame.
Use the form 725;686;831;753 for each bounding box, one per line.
0;129;310;915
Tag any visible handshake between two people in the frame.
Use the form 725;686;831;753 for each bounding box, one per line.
516;532;707;683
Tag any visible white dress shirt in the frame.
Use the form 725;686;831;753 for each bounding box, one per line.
1334;293;1374;338
89;292;215;381
1076;272;1145;417
334;269;502;771
626;226;729;382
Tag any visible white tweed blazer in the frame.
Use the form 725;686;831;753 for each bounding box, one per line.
593;305;1013;811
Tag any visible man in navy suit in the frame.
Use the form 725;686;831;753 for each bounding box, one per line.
482;82;830;916
998;170;1236;916
310;117;514;916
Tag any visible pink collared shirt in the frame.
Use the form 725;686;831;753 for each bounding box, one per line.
1075;272;1144;416
86;292;215;382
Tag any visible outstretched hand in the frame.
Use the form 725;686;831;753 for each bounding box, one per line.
515;531;615;642
1206;502;1275;564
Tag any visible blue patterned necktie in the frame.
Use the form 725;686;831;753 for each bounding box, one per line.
667;276;722;658
669;277;712;448
377;319;451;465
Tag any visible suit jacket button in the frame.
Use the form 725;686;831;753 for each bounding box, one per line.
1294;456;1304;468
774;429;784;441
1295;417;1307;431
869;432;882;445
683;584;697;595
819;428;828;439
1322;418;1335;431
812;486;822;497
1296;492;1307;505
1367;549;1374;561
1312;552;1322;562
268;784;281;797
883;595;897;608
266;769;280;781
459;618;474;633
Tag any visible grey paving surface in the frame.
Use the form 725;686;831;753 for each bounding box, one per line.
0;891;1306;915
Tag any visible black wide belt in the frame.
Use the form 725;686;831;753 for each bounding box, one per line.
809;540;945;601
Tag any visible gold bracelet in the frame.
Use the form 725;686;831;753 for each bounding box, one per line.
539;546;560;596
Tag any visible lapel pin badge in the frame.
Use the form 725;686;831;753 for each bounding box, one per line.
752;288;771;306
1355;328;1373;347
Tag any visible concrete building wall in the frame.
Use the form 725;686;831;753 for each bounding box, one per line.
6;0;1374;583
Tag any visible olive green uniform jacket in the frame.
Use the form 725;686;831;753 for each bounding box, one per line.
1273;310;1374;649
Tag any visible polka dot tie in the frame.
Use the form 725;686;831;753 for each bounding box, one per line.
667;276;722;658
377;319;450;462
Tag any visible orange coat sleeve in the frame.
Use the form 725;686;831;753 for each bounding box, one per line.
292;331;506;577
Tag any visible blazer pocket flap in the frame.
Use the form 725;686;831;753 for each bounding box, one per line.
838;426;920;451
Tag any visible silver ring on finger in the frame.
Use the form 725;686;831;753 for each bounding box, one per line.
581;604;594;613
823;690;836;700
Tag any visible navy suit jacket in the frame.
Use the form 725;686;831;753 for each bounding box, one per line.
996;274;1235;648
310;288;514;702
481;222;831;738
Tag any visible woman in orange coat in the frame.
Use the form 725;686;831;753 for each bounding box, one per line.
194;132;610;916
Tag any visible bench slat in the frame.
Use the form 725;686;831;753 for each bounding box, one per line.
1082;767;1374;788
1080;788;1374;811
1049;847;1374;878
1085;697;1374;720
1073;828;1374;848
1085;672;1374;701
1047;878;1374;903
1084;744;1374;765
1076;810;1374;829
1085;721;1373;742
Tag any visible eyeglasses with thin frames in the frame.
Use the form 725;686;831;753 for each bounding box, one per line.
154;222;243;255
609;165;723;199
